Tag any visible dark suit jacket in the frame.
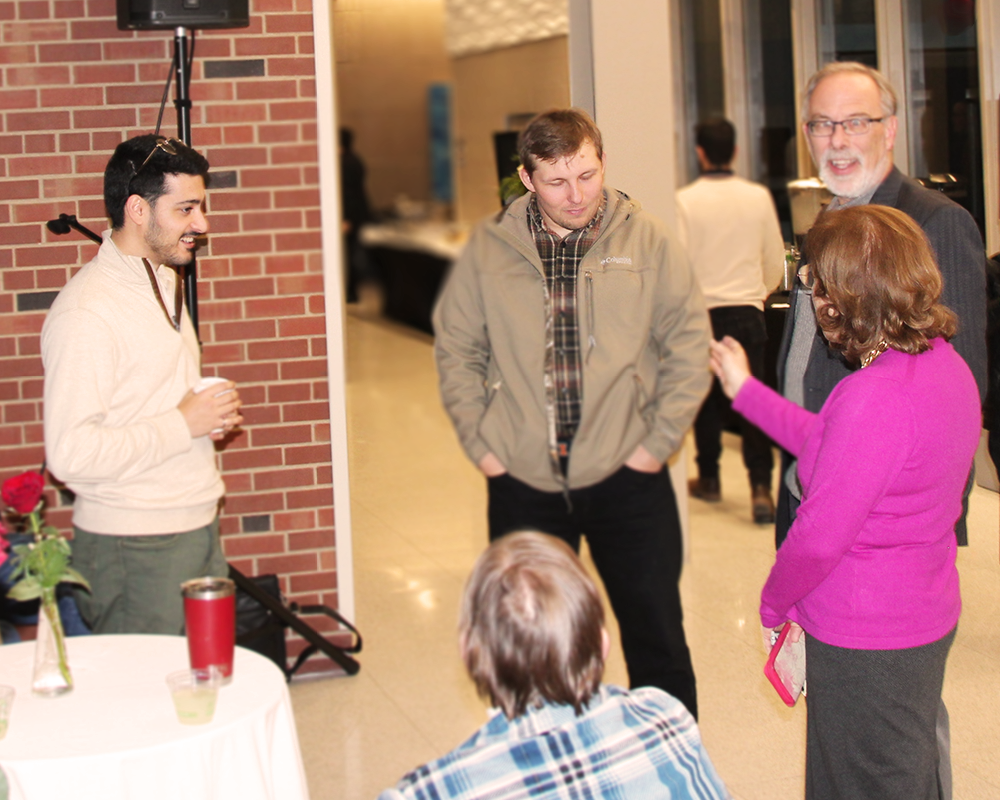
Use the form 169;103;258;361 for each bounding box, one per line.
775;166;988;545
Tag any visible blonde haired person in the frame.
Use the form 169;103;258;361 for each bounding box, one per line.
380;532;729;800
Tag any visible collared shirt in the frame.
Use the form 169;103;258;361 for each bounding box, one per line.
527;193;606;445
827;184;878;210
379;684;731;800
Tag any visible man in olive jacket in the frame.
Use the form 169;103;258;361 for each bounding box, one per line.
433;109;710;719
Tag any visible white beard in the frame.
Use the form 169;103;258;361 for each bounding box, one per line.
817;148;888;200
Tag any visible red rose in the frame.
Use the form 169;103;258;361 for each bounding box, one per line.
2;471;45;515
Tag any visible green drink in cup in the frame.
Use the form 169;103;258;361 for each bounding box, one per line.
167;667;221;725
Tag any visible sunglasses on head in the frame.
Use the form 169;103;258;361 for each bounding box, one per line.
127;137;184;196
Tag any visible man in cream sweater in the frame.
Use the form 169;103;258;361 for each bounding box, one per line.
41;134;243;635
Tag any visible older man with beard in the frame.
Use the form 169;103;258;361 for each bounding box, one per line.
776;62;987;548
774;62;988;800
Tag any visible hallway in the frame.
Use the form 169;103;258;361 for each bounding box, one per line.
290;305;1000;799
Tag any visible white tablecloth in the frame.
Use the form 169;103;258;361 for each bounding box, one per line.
0;635;310;800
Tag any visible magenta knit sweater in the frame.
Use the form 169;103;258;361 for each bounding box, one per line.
734;338;980;649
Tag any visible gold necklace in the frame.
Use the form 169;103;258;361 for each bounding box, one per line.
861;340;889;368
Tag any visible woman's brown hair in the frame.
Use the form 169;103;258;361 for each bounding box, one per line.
807;204;957;364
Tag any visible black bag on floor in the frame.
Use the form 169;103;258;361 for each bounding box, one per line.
230;565;362;680
234;573;288;671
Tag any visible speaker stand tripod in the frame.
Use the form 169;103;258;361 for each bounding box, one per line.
48;26;202;336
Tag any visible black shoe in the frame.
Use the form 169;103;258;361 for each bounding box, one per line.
689;477;721;503
752;485;775;524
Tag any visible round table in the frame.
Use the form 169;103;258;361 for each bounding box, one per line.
0;634;310;800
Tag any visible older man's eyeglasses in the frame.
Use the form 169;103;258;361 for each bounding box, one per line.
805;117;885;137
127;137;183;195
797;264;815;291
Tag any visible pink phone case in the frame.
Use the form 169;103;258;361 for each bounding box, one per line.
764;624;806;706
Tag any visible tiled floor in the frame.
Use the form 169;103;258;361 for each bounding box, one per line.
290;301;1000;799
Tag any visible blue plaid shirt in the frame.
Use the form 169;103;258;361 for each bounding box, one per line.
378;685;730;800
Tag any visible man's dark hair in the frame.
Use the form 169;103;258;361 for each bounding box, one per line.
339;127;354;151
460;532;605;720
517;108;604;177
695;118;736;168
104;134;210;230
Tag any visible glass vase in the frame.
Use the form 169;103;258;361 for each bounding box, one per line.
32;591;73;697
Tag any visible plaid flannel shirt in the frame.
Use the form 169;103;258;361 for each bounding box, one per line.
379;685;731;800
527;194;606;446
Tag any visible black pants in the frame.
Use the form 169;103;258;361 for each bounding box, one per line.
487;465;697;719
775;450;798;549
694;306;773;486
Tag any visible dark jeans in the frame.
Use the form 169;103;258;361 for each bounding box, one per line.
694;305;773;486
487;465;697;719
775;450;798;549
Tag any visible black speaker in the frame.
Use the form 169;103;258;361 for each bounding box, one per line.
117;0;249;31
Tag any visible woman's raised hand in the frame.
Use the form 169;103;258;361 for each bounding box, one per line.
709;336;752;400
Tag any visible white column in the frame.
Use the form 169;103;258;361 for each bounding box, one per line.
570;0;693;557
311;4;355;620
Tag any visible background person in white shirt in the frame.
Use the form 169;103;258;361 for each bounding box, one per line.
676;118;785;523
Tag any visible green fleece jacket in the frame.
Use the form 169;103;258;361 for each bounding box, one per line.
433;189;711;493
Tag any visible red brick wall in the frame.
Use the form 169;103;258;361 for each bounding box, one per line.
0;0;348;673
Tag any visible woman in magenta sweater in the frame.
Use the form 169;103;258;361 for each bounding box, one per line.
711;205;980;800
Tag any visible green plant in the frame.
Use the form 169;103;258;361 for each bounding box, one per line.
499;154;528;206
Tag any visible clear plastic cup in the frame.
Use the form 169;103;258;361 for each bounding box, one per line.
166;666;222;726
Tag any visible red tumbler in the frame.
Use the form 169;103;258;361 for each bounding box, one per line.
181;577;236;684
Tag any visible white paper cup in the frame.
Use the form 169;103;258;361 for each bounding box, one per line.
194;376;231;396
194;377;232;434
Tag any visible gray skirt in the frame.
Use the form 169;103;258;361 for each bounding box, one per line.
804;627;956;800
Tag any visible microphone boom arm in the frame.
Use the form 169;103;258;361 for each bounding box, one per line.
46;214;102;245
